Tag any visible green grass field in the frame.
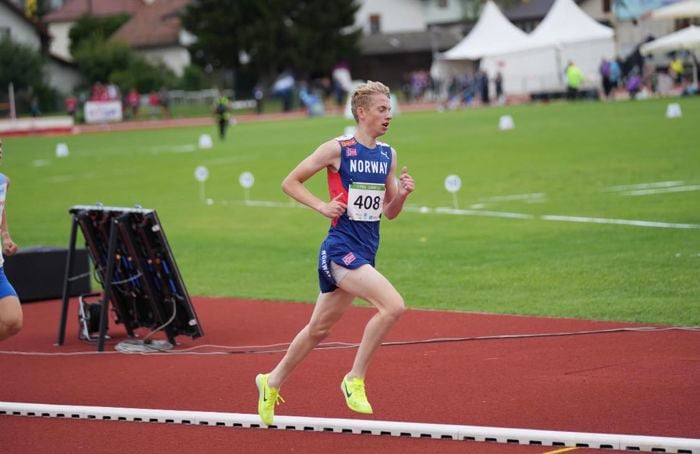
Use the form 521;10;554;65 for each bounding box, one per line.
3;97;699;325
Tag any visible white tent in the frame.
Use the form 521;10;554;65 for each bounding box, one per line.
640;25;700;84
431;1;529;82
481;0;615;95
647;0;700;20
442;1;529;60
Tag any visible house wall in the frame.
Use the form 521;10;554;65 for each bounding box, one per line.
355;0;426;33
139;46;191;77
48;21;73;61
45;59;84;94
0;3;41;49
423;0;470;24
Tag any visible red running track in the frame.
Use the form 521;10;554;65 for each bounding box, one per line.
1;297;698;453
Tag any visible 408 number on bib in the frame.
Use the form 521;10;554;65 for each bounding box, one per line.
347;182;385;222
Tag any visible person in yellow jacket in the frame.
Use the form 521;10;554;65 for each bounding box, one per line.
566;61;585;100
669;56;684;84
212;95;232;140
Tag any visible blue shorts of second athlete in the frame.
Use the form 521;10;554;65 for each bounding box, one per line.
0;267;18;299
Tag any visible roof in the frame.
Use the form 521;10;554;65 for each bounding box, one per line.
44;0;143;22
109;0;191;48
441;1;529;60
360;28;462;56
504;0;588;21
504;0;557;21
528;0;613;45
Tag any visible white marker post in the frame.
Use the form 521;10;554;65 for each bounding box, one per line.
239;171;255;203
194;165;209;203
444;174;462;209
55;143;69;158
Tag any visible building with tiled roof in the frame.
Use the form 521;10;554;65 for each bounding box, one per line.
109;0;193;76
44;0;143;60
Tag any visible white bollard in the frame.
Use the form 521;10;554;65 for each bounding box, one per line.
55;143;69;157
499;115;514;130
198;134;213;149
666;103;682;119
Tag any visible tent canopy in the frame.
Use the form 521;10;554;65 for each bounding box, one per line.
640;25;700;53
528;0;614;47
640;25;700;84
646;0;700;20
441;1;529;60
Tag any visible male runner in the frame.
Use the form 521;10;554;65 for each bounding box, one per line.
255;81;415;425
0;139;22;341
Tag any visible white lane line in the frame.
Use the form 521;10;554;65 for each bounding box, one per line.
479;193;546;202
222;200;700;230
2;401;699;452
540;215;700;229
605;181;686;192
621;185;700;196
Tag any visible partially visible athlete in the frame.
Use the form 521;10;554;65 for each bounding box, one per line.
255;81;415;425
0;139;22;341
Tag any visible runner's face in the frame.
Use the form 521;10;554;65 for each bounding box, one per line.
362;94;392;137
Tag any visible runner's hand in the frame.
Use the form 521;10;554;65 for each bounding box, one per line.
398;166;415;196
2;238;17;256
320;193;347;219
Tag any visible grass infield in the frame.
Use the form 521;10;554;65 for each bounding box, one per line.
4;97;699;325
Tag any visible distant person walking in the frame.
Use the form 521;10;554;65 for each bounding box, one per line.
213;95;231;140
0;139;22;342
566;61;584;100
254;81;415;426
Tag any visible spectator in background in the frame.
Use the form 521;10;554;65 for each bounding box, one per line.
627;68;642;100
148;91;160;118
254;84;264;114
566;61;584;100
106;81;120;101
479;70;490;105
65;95;78;120
158;87;171;118
495;71;504;105
126;88;140;119
609;58;622;97
213;94;231;140
332;62;352;106
669;54;684;84
599;58;612;99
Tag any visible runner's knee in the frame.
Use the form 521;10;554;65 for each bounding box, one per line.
0;313;22;338
380;295;406;320
307;324;331;342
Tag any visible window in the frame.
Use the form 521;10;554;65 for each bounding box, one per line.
369;14;381;34
602;0;611;13
0;27;10;41
438;0;449;7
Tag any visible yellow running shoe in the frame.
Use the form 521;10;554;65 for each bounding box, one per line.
341;375;373;414
255;373;284;425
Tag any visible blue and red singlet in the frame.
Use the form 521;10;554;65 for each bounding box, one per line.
318;135;392;293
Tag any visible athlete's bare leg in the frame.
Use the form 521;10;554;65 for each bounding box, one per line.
336;264;405;379
0;295;22;341
267;288;355;388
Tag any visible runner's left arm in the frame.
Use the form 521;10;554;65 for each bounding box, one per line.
383;148;414;220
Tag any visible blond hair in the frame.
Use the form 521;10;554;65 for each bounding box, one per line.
350;80;390;122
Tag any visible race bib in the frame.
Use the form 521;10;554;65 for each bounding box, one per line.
347;182;385;222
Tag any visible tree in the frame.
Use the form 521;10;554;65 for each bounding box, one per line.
68;13;131;57
0;38;45;91
181;0;361;84
72;38;176;92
